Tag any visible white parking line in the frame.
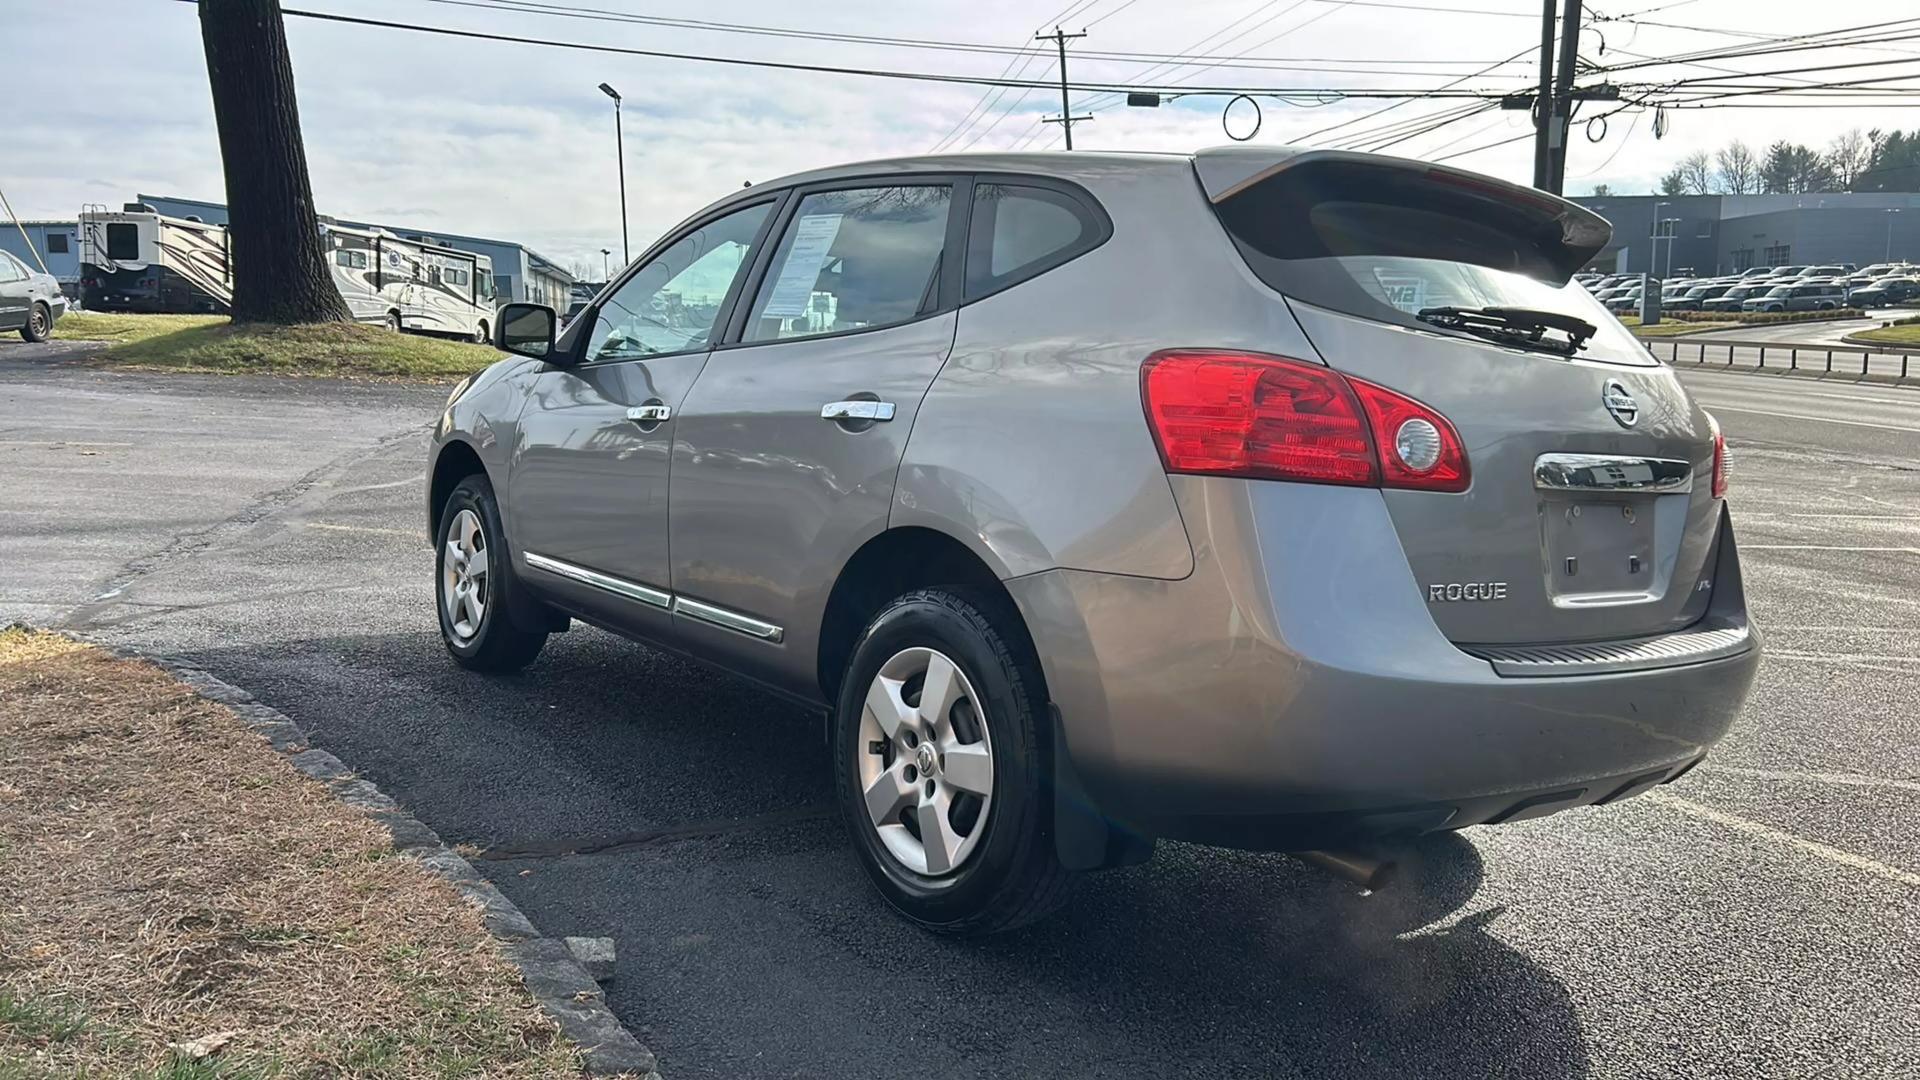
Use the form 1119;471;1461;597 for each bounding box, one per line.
1767;650;1920;664
1700;764;1920;795
1701;406;1920;433
305;522;422;538
1740;545;1920;553
1645;791;1920;888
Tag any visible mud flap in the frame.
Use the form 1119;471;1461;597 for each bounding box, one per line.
1051;705;1154;871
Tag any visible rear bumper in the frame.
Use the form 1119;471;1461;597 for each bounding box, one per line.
1008;479;1759;850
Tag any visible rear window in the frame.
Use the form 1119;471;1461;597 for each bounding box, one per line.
1210;158;1632;357
106;223;139;261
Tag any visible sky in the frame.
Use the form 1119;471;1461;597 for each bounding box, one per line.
9;0;1918;273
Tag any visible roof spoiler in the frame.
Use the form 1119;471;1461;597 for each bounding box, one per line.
1194;146;1611;280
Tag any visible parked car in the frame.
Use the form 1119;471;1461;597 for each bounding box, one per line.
1743;282;1846;312
1736;267;1776;279
428;148;1757;932
1856;262;1915;280
1849;276;1920;308
1604;288;1645;313
1765;265;1810;281
1669;283;1735;311
0;250;66;342
1702;284;1770;312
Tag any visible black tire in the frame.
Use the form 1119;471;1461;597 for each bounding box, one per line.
21;302;50;343
833;587;1076;935
473;319;489;345
435;473;548;672
385;311;403;333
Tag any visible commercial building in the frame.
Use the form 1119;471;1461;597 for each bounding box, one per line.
1574;191;1920;276
129;194;575;307
1;221;82;286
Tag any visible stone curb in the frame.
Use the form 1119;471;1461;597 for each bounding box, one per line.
47;630;661;1079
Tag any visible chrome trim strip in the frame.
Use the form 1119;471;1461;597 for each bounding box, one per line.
673;595;785;643
820;400;896;422
1462;623;1750;677
523;552;671;609
1534;453;1693;494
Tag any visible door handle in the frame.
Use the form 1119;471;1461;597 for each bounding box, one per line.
626;403;672;424
820;400;896;422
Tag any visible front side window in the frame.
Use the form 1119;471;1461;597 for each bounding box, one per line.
966;183;1096;297
586;200;772;363
742;185;952;344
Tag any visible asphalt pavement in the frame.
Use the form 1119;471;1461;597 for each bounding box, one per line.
3;340;1918;1078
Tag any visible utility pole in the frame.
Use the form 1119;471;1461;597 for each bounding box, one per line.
1545;0;1585;194
1036;26;1091;150
1532;0;1555;191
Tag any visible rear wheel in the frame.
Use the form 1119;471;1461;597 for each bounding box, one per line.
21;302;50;343
436;474;547;672
833;588;1076;935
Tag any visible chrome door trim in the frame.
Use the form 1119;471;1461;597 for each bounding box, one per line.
626;403;672;423
523;551;671;609
820;400;897;422
1533;453;1693;494
673;595;785;643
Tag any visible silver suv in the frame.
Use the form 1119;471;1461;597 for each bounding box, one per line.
428;148;1759;933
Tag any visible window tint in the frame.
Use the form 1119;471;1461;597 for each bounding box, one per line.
742;185;951;344
335;249;368;270
966;184;1093;296
0;252;24;281
587;200;772;363
47;234;70;255
106;223;139;261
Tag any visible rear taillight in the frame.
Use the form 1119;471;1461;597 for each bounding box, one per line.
1707;411;1729;499
1140;350;1469;492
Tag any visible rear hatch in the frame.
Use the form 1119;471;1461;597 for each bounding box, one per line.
1197;148;1721;646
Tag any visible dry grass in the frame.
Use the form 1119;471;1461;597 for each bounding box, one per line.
0;627;586;1078
52;312;227;345
90;321;496;381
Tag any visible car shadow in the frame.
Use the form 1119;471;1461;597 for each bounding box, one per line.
174;628;1589;1079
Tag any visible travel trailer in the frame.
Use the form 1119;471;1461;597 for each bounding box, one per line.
78;205;498;340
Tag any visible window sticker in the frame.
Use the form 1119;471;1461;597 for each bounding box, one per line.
1372;268;1429;313
762;213;844;317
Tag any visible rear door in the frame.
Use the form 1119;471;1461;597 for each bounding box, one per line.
666;178;964;694
0;252;28;330
1198;149;1721;646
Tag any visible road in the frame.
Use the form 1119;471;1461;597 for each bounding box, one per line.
3;343;1918;1079
1649;317;1920;381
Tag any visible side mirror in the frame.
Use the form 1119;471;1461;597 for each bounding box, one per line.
495;302;558;361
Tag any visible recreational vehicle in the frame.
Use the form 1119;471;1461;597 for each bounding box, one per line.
77;204;233;314
77;205;498;341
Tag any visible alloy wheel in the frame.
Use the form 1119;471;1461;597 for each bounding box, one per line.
441;508;489;640
855;647;995;876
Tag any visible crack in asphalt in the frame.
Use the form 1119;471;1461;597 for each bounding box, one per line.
59;422;432;630
475;804;836;861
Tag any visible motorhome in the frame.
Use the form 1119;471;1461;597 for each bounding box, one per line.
321;222;497;342
77;204;498;341
77;204;233;313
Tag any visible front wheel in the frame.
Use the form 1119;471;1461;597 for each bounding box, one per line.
21;302;50;343
833;588;1076;935
473;319;489;345
385;311;403;333
436;474;547;672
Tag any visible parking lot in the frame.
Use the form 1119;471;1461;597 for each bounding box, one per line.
3;344;1917;1078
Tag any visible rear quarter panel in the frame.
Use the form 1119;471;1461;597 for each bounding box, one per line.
893;159;1323;580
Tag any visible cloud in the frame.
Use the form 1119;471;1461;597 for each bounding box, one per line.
13;0;1915;264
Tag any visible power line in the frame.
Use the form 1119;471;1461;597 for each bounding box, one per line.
228;3;1517;98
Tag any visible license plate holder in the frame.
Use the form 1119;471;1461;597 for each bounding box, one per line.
1543;497;1657;598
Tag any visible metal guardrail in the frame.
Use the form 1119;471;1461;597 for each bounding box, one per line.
1655;337;1915;380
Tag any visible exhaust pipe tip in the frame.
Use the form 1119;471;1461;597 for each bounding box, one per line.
1298;848;1398;892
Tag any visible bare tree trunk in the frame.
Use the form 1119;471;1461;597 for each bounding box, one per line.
199;0;350;324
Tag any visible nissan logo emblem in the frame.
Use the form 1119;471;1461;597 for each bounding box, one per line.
1602;380;1639;428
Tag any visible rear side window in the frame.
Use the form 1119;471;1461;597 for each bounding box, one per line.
106;223;139;261
964;183;1102;298
742;184;951;344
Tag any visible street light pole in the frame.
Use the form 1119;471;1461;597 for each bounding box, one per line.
1888;208;1902;263
598;82;629;266
1650;201;1668;278
599;248;611;280
1662;218;1680;279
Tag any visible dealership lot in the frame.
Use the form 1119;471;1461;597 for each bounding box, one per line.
2;347;1917;1078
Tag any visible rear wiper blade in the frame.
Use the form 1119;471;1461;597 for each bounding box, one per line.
1415;305;1597;356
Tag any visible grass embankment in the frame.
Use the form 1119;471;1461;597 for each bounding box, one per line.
53;313;495;380
1620;316;1738;338
0;627;586;1079
1845;316;1920;348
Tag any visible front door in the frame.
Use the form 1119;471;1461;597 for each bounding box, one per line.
668;180;963;694
509;199;778;633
